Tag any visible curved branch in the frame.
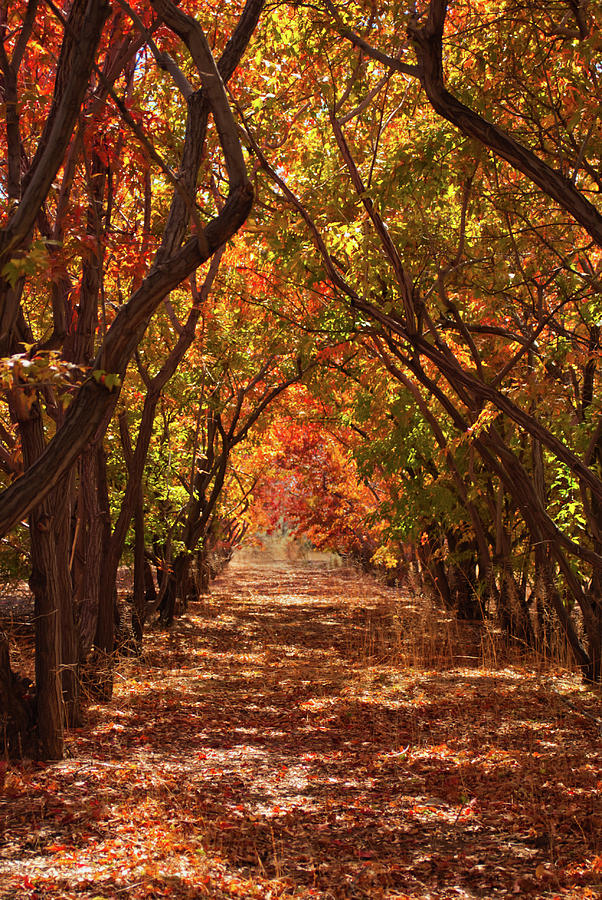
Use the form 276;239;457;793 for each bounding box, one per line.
323;0;421;79
150;0;247;190
0;0;256;537
408;0;602;247
0;0;110;264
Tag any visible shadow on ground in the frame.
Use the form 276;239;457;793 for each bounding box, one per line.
0;559;600;899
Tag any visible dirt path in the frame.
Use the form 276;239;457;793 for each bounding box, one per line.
0;559;600;899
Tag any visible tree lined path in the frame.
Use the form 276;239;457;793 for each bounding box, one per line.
1;556;600;899
3;0;602;763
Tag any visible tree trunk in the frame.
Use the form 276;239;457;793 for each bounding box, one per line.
54;474;80;727
584;424;602;680
159;552;197;625
89;444;115;701
0;631;36;758
131;487;146;649
19;404;65;759
417;530;454;609
584;579;602;682
73;447;105;658
447;534;484;620
196;547;211;594
95;442;115;654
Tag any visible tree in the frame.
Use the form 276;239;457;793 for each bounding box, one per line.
0;0;262;756
236;0;602;678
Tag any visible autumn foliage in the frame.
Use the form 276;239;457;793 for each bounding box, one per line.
0;0;601;791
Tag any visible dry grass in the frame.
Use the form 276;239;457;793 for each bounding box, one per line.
333;574;578;678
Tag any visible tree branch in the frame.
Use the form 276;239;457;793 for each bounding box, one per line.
408;0;602;247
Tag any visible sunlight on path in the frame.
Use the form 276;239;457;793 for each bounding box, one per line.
0;558;600;899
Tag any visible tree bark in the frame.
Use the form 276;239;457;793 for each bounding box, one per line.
16;394;64;758
74;448;105;659
0;631;36;758
131;479;146;648
53;472;80;727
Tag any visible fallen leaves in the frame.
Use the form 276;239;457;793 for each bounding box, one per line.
0;560;600;899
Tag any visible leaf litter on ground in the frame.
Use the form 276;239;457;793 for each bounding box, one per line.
0;556;601;899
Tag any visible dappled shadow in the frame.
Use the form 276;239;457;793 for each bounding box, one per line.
0;560;599;898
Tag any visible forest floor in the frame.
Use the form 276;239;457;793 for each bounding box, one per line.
0;556;601;900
